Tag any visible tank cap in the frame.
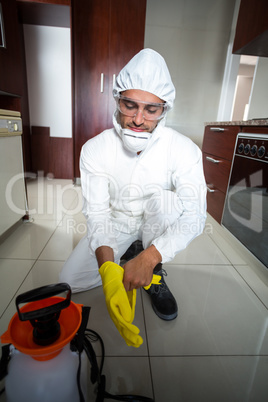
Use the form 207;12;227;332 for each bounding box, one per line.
16;283;71;346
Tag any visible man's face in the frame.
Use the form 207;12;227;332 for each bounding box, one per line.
118;89;164;133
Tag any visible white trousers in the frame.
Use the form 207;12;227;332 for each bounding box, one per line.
59;190;182;292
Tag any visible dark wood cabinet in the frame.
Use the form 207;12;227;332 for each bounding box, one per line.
0;0;23;95
16;0;71;176
72;0;110;177
107;1;147;122
0;0;32;172
233;0;268;57
203;156;232;194
72;0;146;178
241;126;268;135
202;125;240;224
202;123;268;224
16;0;70;28
1;0;146;178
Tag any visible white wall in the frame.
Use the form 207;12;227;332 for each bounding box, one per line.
232;75;252;120
144;0;236;147
248;57;268;120
23;25;72;138
216;0;241;122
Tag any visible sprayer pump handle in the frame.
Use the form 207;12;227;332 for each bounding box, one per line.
15;283;71;322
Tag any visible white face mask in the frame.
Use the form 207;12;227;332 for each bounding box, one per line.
121;128;151;153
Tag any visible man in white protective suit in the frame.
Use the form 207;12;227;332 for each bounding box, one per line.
60;49;207;346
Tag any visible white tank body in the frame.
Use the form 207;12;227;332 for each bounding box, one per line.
5;345;88;402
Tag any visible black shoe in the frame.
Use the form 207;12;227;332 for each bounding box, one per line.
144;264;178;321
120;240;144;264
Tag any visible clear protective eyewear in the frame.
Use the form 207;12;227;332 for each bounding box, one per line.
117;95;167;121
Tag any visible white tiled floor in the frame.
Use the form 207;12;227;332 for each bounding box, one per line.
0;178;268;401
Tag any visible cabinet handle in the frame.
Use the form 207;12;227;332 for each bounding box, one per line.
100;73;104;93
207;186;216;193
206;156;220;164
113;74;116;87
209;127;225;132
0;3;6;49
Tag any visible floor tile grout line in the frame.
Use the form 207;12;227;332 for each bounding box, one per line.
33;205;82;260
147;354;268;357
35;258;66;262
26;179;79;218
0;212;67;320
165;263;234;266
232;265;268;310
25;189;82;262
207;232;236;266
139;289;156;401
0;186;80;330
207;233;268;309
0;259;39;320
0;257;37;261
29;216;66;262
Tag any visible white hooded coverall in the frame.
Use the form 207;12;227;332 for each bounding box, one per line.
59;49;207;292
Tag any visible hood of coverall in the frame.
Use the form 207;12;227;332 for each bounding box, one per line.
112;48;176;140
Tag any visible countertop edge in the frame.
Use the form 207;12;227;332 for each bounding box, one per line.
205;120;268;126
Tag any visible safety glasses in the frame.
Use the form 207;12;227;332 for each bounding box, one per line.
117;95;167;121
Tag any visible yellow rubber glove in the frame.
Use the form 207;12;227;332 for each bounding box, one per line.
143;274;162;290
99;261;143;348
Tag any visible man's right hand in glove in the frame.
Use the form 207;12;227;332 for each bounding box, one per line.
99;261;143;348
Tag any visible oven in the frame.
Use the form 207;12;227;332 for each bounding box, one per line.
222;133;268;268
0;109;27;238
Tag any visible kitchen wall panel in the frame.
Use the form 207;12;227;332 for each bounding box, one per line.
144;0;236;148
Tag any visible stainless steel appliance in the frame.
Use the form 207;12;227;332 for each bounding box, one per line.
222;133;268;267
0;109;27;237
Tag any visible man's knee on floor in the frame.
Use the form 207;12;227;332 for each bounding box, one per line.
145;190;183;218
59;270;102;293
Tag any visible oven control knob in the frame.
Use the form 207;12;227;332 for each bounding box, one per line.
238;143;244;153
250;144;258;156
258;145;265;158
244;144;250;155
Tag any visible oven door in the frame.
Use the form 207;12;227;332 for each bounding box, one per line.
0;111;26;237
222;134;268;268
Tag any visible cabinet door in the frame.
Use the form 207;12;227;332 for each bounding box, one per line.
203;152;232;194
0;0;23;95
107;0;146;125
72;0;110;177
72;0;146;177
206;188;226;224
233;0;268;57
202;125;240;160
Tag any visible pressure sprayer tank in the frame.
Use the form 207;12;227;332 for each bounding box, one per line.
0;283;88;402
